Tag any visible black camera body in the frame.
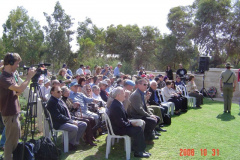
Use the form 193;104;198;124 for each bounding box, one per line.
23;63;51;83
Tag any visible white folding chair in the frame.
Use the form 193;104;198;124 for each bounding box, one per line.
157;89;174;115
178;85;196;108
47;110;69;153
104;113;131;160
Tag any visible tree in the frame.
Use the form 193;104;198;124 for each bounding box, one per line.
2;6;44;65
43;1;74;71
105;25;141;64
135;26;160;70
76;18;105;62
191;0;231;67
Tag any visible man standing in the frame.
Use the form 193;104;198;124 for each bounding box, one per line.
108;87;150;158
76;64;84;75
220;62;237;113
0;53;36;160
128;79;160;145
114;62;122;78
176;63;187;84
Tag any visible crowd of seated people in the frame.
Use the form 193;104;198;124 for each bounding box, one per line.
40;63;203;157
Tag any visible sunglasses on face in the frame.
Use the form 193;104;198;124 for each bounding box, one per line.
56;90;62;93
142;83;148;86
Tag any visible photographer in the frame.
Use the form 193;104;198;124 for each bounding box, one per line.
0;53;36;160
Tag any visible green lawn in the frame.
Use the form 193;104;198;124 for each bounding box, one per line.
59;99;240;160
1;99;240;160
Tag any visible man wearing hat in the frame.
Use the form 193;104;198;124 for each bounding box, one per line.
114;62;122;78
101;64;111;79
40;78;51;101
219;62;237;113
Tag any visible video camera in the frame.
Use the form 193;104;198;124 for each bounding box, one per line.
23;63;51;83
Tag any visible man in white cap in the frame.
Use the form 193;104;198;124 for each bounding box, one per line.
114;62;122;78
40;79;51;101
219;62;237;113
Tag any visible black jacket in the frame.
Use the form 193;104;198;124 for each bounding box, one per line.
47;96;74;130
108;99;132;135
147;87;162;105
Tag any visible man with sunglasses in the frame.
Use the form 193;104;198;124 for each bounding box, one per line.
47;86;87;150
128;79;160;145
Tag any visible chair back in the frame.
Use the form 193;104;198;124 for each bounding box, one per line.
178;85;189;97
104;112;116;136
160;88;167;102
157;89;164;103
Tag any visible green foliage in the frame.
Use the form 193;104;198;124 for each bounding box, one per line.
43;1;74;73
2;6;44;65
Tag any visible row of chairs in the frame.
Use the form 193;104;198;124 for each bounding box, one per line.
157;85;196;116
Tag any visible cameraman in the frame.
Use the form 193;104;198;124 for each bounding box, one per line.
0;53;36;160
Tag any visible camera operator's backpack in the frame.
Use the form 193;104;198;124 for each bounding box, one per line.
33;137;61;160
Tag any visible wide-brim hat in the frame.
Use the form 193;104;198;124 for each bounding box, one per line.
100;80;108;86
225;62;233;68
117;62;122;65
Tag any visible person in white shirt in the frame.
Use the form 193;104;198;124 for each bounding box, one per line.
76;64;84;75
85;66;91;75
92;85;106;106
40;79;51;102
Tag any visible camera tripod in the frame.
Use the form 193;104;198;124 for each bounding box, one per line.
200;74;214;101
21;81;55;160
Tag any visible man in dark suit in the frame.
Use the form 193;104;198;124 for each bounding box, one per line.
47;86;87;150
128;79;160;145
108;87;150;158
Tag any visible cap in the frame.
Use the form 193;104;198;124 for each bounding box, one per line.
158;74;163;78
225;62;233;68
104;64;109;68
117;62;122;65
100;80;108;86
62;64;67;68
149;74;154;77
69;81;80;88
125;80;135;86
141;74;146;78
44;79;50;85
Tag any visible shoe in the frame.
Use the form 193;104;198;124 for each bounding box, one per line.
174;112;180;115
88;142;97;146
196;106;202;109
159;124;164;127
134;152;150;158
155;131;161;136
145;140;154;145
144;151;151;156
181;109;188;112
155;126;161;131
223;111;227;113
159;128;167;132
69;143;77;151
152;136;159;139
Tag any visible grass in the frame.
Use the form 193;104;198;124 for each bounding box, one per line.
1;98;240;159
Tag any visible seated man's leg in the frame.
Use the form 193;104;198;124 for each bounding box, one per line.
82;111;99;124
125;126;146;153
148;105;163;124
75;121;87;143
141;117;157;141
59;123;78;145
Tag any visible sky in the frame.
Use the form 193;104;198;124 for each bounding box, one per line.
0;0;195;51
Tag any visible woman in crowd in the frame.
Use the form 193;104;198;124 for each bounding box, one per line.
165;66;173;80
162;80;182;115
82;84;93;98
57;68;71;84
187;75;203;108
171;81;188;112
61;86;97;146
78;77;86;87
95;66;102;76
